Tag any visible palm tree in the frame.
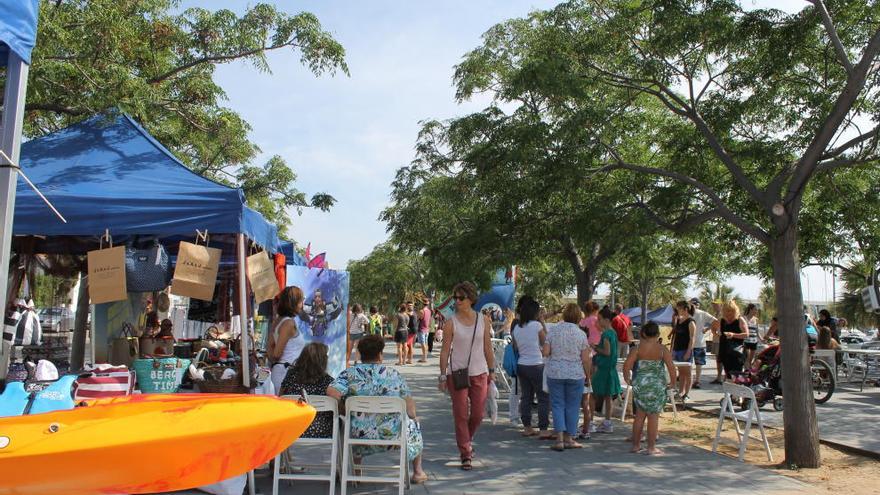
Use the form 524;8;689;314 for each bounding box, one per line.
697;281;738;305
759;283;776;322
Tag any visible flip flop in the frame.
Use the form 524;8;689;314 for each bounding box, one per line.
460;459;473;471
411;473;429;484
538;434;556;440
564;441;583;449
551;443;565;452
644;448;665;456
521;430;538;437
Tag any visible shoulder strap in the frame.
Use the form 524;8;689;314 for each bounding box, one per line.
464;316;479;369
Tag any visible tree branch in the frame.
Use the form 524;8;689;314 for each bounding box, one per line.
802;262;864;279
786;27;880;204
815;155;880;173
820;125;880;160
627;201;721;234
593;156;770;244
148;45;275;84
809;0;854;75
24;102;86;115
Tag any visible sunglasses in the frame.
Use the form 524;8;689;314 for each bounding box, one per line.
453;296;468;301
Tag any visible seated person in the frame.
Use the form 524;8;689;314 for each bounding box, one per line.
280;342;335;438
327;334;427;484
156;319;175;340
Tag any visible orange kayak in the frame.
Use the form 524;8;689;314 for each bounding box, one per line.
0;393;315;494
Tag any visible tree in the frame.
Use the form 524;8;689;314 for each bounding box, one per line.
517;0;880;467
6;0;347;236
759;283;776;323
347;242;432;314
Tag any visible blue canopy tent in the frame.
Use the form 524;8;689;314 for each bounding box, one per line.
278;240;307;266
13;113;280;252
630;305;676;326
10;112;283;385
0;0;39;380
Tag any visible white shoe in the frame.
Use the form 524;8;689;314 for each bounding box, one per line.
588;423;598;434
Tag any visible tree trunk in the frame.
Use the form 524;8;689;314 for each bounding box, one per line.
771;227;821;468
560;236;594;306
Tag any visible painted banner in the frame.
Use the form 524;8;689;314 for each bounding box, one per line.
286;266;350;377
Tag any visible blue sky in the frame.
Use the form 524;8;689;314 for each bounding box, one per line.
195;1;837;301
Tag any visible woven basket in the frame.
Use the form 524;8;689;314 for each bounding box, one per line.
191;351;253;394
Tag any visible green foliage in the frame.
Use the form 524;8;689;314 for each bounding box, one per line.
8;0;347;236
33;274;73;309
347;242;432;314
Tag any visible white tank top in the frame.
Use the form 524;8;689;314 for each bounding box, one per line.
274;316;305;365
513;321;544;366
450;313;488;376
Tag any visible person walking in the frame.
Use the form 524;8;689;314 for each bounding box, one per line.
591;307;622;433
717;300;748;379
418;300;431;362
622;321;676;455
406;301;417;364
709;300;726;384
268;286;306;395
438;282;496;471
394;304;409;365
670;301;696;401
368;306;382;336
817;309;839;341
611;304;633;358
743;304;760;368
688;298;716;389
543;303;590;451
511;298;551;439
347;304;369;366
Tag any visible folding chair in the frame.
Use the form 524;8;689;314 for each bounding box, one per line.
273;394;340;495
491;338;512;393
712;382;773;462
341;396;410;495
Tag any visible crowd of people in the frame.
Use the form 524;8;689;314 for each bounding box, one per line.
263;281;852;480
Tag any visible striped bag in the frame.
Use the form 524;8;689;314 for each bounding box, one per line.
73;365;135;400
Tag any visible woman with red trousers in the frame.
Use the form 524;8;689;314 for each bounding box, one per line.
438;281;496;471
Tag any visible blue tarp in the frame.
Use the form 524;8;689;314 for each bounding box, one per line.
630;305;675;326
0;0;39;65
13;113;281;251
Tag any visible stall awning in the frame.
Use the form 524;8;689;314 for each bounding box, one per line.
0;0;38;65
13;113;280;251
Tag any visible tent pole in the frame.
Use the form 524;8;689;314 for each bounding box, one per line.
237;233;251;388
0;52;30;381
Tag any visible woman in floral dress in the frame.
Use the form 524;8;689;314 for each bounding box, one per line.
327;334;428;484
623;321;676;455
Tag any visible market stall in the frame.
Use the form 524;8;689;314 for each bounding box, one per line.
3;111;283;391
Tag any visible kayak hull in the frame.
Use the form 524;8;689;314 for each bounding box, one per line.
0;393;315;494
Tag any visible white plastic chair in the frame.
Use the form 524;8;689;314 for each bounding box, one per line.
340;396;410;495
712;382;773;462
273;394;340;495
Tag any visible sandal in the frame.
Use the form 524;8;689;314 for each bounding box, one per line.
521;429;538;437
551;442;565;452
460;458;472;471
564;441;583;449
710;379;722;385
411;472;429;484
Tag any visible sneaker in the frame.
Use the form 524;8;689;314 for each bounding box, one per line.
577;425;590;439
588;423;598;434
597;420;613;433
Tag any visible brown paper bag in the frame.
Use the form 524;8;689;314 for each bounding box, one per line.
171;241;221;301
87;245;127;304
247;251;280;303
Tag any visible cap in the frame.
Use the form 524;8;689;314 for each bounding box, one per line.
689;297;700;305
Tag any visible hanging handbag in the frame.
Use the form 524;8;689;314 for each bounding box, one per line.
171;231;221;301
450;318;479;390
125;237;171;292
87;231;127;304
109;323;139;367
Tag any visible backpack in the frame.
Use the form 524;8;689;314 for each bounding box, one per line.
502;328;519;378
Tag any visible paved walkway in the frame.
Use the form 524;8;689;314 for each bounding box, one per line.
204;348;807;495
681;357;880;455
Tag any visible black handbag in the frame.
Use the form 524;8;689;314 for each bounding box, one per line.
451;318;479;390
125;238;171;292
